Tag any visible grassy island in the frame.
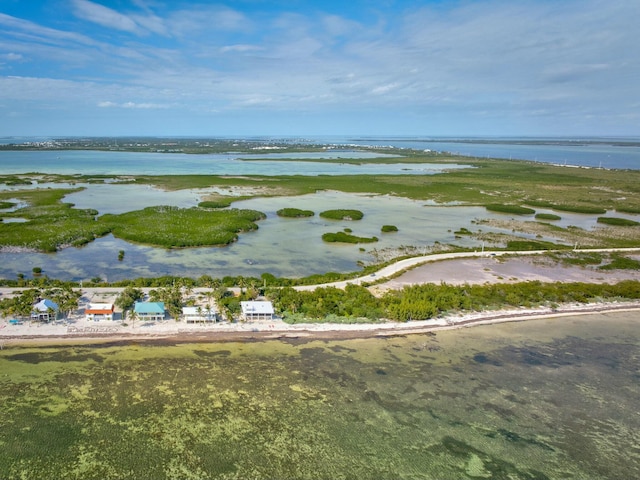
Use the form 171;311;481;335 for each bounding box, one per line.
277;208;314;218
535;213;562;221
319;209;364;220
486;204;536;215
597;217;640;227
381;225;398;232
322;232;378;244
102;206;266;248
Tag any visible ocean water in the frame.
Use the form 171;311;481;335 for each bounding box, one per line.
1;315;638;478
2;136;640;171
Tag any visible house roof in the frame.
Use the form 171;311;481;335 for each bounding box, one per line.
241;301;274;315
85;303;114;314
134;302;165;314
33;299;59;312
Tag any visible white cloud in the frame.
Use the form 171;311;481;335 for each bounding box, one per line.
2;0;639;135
220;44;262;54
71;0;141;34
0;52;23;61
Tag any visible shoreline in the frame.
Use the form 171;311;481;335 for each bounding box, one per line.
3;301;639;347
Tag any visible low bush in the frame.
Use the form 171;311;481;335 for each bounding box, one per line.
599;255;640;270
381;225;398;232
506;240;568;251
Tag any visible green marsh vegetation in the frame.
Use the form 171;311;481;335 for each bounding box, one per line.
2;153;640;253
322;231;379;244
276;207;314;218
319;209;364;220
597;216;640;226
0;188;109;252
486;204;536;215
381;224;398;232
102;206;266;248
535;213;562;221
198;199;233;209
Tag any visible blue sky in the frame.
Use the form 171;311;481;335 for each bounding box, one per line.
0;0;638;137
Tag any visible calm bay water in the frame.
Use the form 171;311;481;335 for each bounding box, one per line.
331;136;640;170
1;315;638;478
0;149;464;176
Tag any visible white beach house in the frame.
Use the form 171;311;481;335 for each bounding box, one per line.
240;301;274;322
85;303;115;321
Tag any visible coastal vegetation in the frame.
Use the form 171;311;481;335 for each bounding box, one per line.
381;225;398;232
269;279;640;323
319;209;364;220
276;208;314;218
322;232;378;244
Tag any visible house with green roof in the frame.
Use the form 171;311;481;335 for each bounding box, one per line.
133;301;165;321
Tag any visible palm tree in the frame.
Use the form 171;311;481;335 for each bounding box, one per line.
128;309;138;329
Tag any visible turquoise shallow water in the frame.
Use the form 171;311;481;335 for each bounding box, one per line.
1;314;638;479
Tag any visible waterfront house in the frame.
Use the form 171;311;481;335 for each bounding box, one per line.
85;303;115;321
182;306;217;323
133;301;165;321
240;301;274;322
31;299;59;322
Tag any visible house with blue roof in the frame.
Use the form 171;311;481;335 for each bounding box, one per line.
31;298;59;322
133;301;165;321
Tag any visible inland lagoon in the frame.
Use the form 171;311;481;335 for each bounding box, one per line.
1;314;638;479
2;186;634;281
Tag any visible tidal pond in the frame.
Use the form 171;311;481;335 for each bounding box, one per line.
3;184;631;281
1;314;638;479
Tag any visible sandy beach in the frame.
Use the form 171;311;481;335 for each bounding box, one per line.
1;251;639;346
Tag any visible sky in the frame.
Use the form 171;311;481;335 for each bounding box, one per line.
0;0;639;137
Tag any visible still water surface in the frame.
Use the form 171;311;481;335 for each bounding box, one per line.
1;315;638;478
1;188;616;281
